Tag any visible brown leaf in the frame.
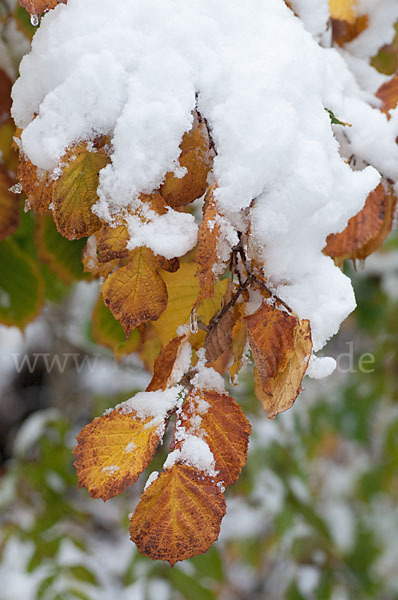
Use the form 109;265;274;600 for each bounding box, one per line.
0;164;20;241
196;186;223;302
0;70;12;127
160;122;212;208
228;312;248;383
53;142;110;240
332;15;368;46
18;153;54;215
376;74;398;115
18;0;66;18
102;246;168;336
129;464;226;565
205;307;235;364
147;334;190;392
178;389;251;486
254;318;312;418
96;223;130;263
323;182;397;265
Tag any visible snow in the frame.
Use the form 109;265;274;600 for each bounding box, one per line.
191;348;225;393
10;0;398;373
143;470;159;490
164;434;218;478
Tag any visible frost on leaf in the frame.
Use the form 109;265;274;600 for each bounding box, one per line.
0;165;20;241
160;122;212;208
245;301;312;418
52;142;110;240
74;402;167;501
324;183;397;266
129;464;225;566
102;246;168;336
178;389;251;487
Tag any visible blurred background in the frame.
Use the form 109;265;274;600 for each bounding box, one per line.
0;3;397;599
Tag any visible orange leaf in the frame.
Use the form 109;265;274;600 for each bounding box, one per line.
178;389;251;486
376;74;398;115
129;464;225;565
147;333;191;392
196;186;223;302
52;142;110;240
323;182;397;266
74;388;181;501
102;246;168;336
160;122;212;208
18;153;54;215
228;313;248;383
332;14;368;46
18;0;66;17
0;165;20;241
205;307;235;364
254;318;312;418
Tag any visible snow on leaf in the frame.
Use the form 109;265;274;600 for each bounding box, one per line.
147;333;191;392
178;389;251;487
52;142;110;240
323;182;397;266
129;464;226;565
160;122;212;208
101;246;168;336
254;318;312;418
74;399;169;501
0;165;20;241
153;263;228;347
376;74;398;115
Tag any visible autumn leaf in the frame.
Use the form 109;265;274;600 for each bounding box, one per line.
35;214;89;283
228;312;248;383
129;464;226;565
147;333;191;392
74;407;164;501
205;307;235;364
102;246;168;336
153;262;228;347
376;74;398;115
178;389;251;486
329;0;368;46
18;152;54;215
137;325;162;372
53;142;110;240
160;122;212;208
254;318;312;418
91;294;140;358
0;165;20;241
0;70;12;127
329;0;357;23
96;223;130;263
196;186;223;303
323;183;397;266
18;0;66;18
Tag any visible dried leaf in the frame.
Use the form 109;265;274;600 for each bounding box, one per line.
228;313;248;382
179;389;251;486
0;164;20;241
91;294;140;358
205;308;235;364
160;123;212;208
147;334;190;391
129;464;226;565
323;183;397;265
102;246;168;336
53;142;110;240
74;408;163;501
153;262;228;347
376;74;398;115
254;319;312;418
196;187;222;302
331;15;369;46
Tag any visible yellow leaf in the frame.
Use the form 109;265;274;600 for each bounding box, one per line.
329;0;358;23
53;142;110;240
102;246;168;336
130;464;226;565
96;222;130;263
153;262;228;347
74;406;164;501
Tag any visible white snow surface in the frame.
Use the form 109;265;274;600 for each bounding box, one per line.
11;0;398;360
164;434;218;478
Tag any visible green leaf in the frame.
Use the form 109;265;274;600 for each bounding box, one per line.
169;569;216;600
67;565;98;586
91;294;140;357
0;238;44;328
325;108;351;127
